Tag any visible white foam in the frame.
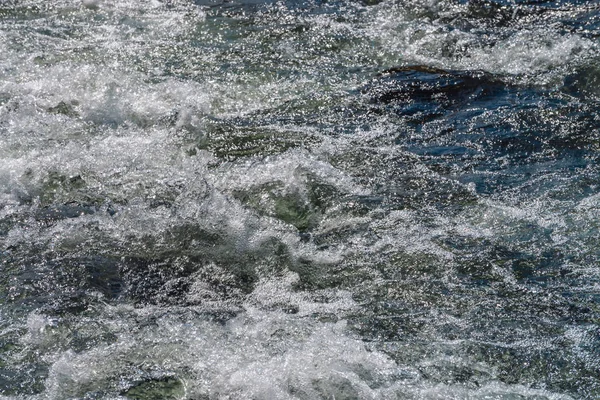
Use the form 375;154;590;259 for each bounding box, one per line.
1;1;598;398
364;0;597;82
35;291;396;399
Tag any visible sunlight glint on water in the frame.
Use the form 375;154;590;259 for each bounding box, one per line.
0;0;599;398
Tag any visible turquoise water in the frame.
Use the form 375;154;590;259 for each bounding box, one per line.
0;0;599;398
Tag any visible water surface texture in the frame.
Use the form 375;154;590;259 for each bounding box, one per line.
1;0;600;398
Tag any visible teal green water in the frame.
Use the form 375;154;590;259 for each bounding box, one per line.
0;0;599;398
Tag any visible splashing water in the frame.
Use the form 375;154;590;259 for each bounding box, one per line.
0;0;599;398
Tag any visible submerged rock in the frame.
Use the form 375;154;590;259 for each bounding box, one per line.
366;65;506;109
47;101;79;118
82;0;101;10
203;121;320;161
232;170;339;232
0;254;123;316
34;202;96;223
123;377;185;400
563;65;600;99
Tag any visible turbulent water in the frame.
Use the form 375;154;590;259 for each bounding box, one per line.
1;0;599;398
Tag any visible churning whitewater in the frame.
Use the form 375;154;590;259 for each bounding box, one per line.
0;0;599;398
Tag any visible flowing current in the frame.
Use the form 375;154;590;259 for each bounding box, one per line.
1;0;599;398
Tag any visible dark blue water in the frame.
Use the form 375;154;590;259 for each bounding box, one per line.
1;0;599;398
